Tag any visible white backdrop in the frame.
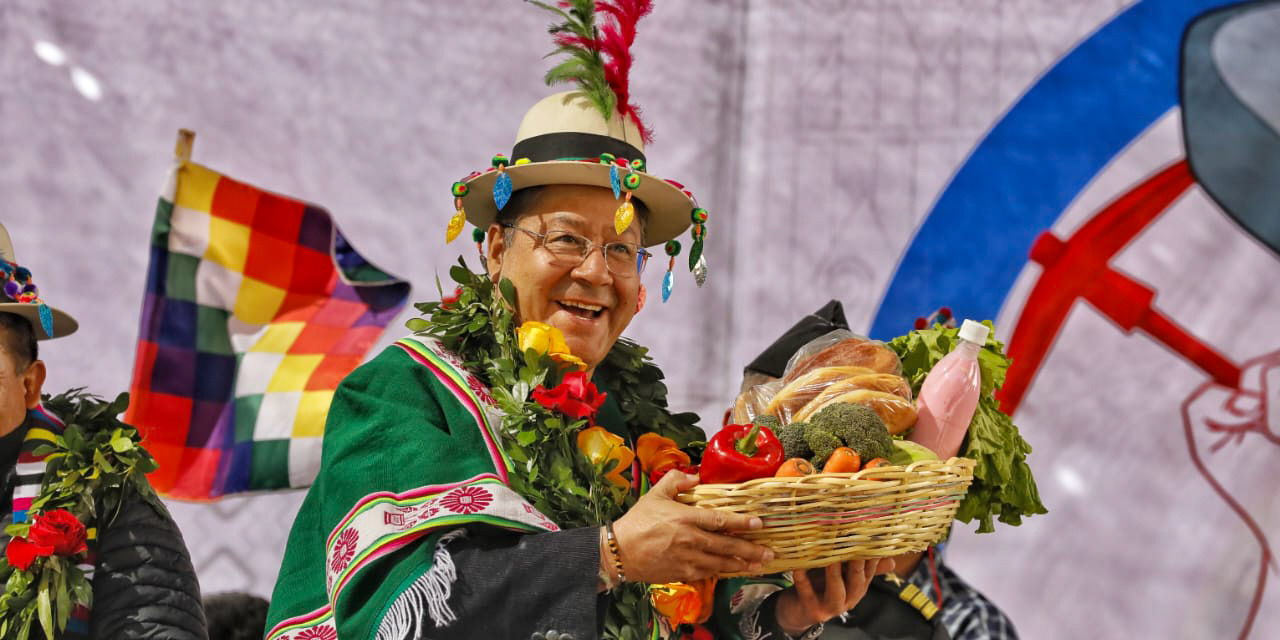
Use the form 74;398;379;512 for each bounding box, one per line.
4;1;1277;638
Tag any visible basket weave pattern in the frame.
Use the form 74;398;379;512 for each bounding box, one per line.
675;458;975;576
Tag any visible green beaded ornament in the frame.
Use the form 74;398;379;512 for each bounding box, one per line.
665;240;681;256
451;181;469;198
472;227;486;243
622;173;642;191
599;152;616;164
491;154;509;168
630;158;645;172
691;207;708;224
688;228;704;271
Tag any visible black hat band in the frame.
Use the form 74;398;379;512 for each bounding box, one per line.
512;132;646;165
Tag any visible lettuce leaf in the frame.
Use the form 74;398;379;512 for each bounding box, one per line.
887;322;1047;533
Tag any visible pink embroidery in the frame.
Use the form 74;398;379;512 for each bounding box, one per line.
384;511;405;527
329;528;359;573
296;626;338;640
522;502;560;531
467;375;496;406
417;501;441;521
440;486;493;514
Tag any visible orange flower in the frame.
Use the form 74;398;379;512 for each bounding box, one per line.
650;577;717;626
635;433;691;476
516;321;587;370
576;426;635;488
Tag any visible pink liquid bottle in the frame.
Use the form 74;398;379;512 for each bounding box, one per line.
909;319;989;459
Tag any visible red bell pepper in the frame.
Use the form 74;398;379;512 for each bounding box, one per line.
699;423;784;484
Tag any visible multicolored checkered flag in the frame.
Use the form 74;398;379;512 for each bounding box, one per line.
127;155;410;500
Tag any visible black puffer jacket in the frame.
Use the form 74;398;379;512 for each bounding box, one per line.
0;418;207;640
88;485;208;639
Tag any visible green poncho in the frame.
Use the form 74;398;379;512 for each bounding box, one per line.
265;335;561;638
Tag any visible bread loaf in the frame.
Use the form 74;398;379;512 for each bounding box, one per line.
764;366;873;422
802;373;913;409
794;389;918;434
784;339;901;384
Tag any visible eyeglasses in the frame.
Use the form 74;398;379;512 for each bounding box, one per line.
502;224;652;277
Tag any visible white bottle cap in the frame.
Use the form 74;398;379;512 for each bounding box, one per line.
958;319;989;345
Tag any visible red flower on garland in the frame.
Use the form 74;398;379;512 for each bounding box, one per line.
681;625;714;640
531;371;607;421
440;486;493;514
5;509;87;570
440;286;463;310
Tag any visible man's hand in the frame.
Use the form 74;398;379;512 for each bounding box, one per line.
774;558;896;635
611;471;774;583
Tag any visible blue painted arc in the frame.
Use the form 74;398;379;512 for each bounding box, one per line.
868;0;1230;341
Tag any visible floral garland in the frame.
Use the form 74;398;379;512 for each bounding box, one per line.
409;259;707;638
0;391;159;640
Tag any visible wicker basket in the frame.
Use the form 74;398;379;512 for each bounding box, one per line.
675;458;975;576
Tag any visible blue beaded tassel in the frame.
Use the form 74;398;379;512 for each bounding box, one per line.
38;303;53;338
491;154;513;210
662;240;681;303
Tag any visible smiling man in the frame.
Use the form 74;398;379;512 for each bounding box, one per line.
487;185;647;371
267;10;895;635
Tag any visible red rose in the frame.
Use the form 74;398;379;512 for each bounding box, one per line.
27;509;88;556
5;536;54;571
440;286;463;310
682;625;714;640
531;371;607;421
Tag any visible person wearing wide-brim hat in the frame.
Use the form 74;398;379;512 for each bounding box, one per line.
267;3;889;640
0;223;207;639
0;224;78;343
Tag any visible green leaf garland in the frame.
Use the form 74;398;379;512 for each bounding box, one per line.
411;258;703;638
0;390;159;640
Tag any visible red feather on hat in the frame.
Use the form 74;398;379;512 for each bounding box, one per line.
534;0;655;144
595;0;655;142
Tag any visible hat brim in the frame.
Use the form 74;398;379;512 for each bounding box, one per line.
459;162;694;247
0;304;78;340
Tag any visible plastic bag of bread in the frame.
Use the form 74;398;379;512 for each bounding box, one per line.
730;379;782;424
761;330;916;429
782;330;903;383
792;388;917;434
763;365;875;423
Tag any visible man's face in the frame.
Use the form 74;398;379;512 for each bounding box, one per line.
0;334;42;436
486;185;643;371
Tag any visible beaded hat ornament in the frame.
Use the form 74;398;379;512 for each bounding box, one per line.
0;223;78;340
444;0;709;301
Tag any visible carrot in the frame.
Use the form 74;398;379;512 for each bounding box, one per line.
776;458;815;477
862;457;891;470
822;447;860;473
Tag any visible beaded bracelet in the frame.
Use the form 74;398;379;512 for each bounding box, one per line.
604;521;627;585
597;527;618;591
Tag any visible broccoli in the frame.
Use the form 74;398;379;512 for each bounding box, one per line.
809;402;894;461
752;414;782;430
802;422;842;468
776;420;811;460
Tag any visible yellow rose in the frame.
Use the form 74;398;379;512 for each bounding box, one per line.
552;352;588;371
516;321;587;371
517;321;557;354
576;426;635;488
